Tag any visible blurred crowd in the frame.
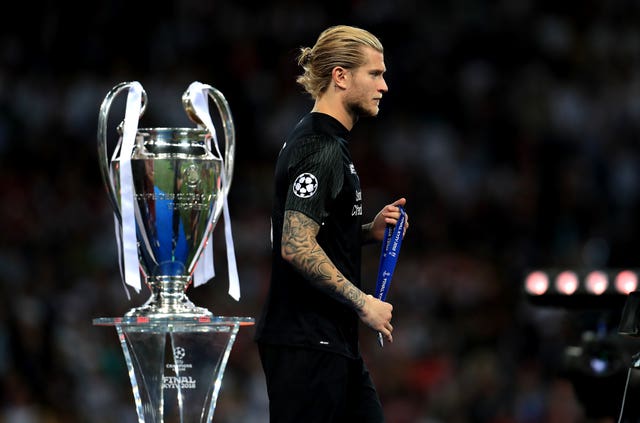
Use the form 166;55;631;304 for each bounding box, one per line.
3;0;640;422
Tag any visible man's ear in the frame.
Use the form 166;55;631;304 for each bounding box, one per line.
332;66;349;90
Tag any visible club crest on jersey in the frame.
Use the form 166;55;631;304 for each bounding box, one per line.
293;173;318;198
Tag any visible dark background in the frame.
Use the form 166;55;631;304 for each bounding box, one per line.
3;1;640;422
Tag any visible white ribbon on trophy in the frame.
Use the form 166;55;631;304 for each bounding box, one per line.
117;82;144;294
186;81;240;301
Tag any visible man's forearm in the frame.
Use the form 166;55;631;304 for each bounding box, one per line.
282;210;365;311
361;221;377;244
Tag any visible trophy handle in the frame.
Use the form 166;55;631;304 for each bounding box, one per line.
182;85;235;196
97;81;148;221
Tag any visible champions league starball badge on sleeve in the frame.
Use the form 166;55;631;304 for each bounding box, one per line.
97;81;241;319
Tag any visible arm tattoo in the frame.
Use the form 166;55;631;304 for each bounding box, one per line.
282;210;365;311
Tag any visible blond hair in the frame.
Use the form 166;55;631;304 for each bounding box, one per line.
296;25;384;99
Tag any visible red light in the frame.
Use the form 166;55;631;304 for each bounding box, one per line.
615;270;638;294
585;271;608;295
525;271;549;295
556;270;578;295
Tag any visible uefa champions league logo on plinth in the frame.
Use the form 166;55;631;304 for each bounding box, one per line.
164;346;196;390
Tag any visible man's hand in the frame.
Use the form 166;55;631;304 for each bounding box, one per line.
368;197;409;243
358;294;394;344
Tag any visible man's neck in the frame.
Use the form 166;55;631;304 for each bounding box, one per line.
312;96;354;130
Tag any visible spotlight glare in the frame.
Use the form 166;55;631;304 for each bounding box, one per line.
525;271;549;295
556;270;579;295
615;270;638;294
585;271;608;295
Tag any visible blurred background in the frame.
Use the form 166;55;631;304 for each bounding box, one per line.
3;0;640;422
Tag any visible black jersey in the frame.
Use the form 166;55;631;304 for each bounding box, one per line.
255;112;364;358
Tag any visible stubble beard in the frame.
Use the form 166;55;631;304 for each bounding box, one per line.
346;98;378;123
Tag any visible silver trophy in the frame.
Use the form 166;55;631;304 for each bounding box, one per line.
95;81;252;423
97;81;234;319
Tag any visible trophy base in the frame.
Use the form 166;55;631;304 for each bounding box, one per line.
125;294;214;320
125;276;213;320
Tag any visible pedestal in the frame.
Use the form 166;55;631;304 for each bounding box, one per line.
93;316;254;423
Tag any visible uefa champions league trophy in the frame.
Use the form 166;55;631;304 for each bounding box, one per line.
93;81;253;423
98;80;236;318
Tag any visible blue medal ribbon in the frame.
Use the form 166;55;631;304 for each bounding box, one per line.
374;205;406;347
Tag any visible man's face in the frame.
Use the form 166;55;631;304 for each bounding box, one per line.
344;47;388;118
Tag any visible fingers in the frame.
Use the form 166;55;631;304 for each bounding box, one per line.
391;197;406;207
384;323;394;343
389;198;407;216
383;199;409;229
403;216;409;237
384;206;402;219
377;320;393;343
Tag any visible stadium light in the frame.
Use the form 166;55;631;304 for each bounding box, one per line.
524;269;638;309
556;270;579;295
615;270;638;295
585;271;608;295
524;271;549;295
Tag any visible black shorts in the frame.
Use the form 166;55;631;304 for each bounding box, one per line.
257;343;384;423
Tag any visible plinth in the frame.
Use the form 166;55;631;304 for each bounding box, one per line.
93;315;254;423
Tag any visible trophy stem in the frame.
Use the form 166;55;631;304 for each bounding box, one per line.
125;276;213;319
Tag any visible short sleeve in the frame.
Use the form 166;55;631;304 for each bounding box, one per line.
284;135;343;224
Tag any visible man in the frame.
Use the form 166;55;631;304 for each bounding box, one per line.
254;25;409;422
